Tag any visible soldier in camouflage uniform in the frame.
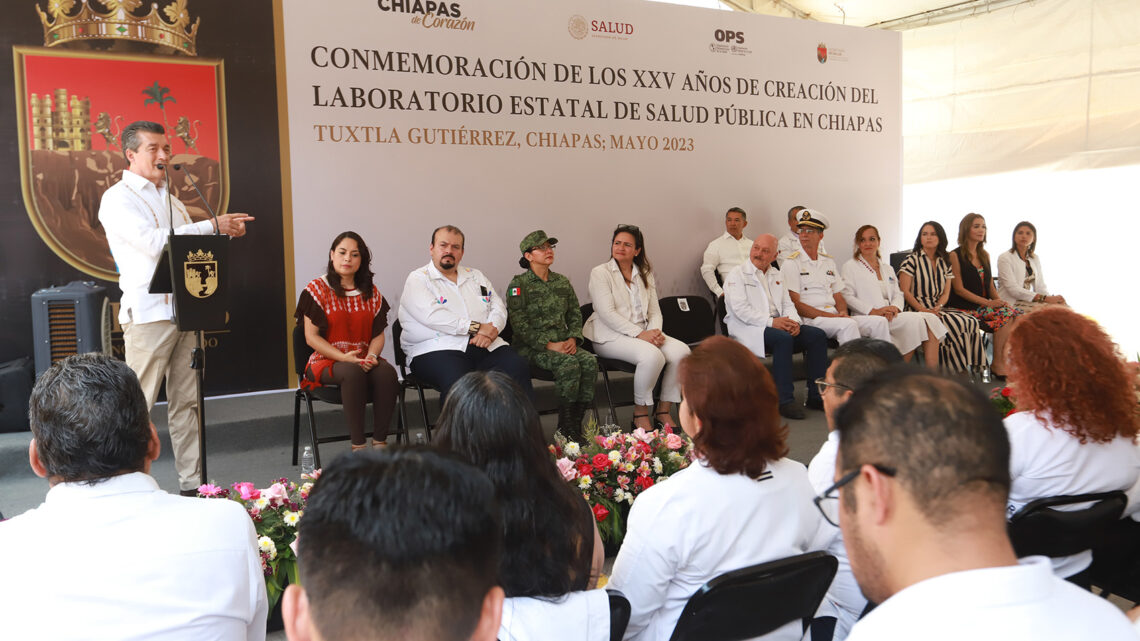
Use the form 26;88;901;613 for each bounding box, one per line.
507;230;597;441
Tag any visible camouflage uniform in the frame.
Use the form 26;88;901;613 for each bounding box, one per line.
506;268;597;405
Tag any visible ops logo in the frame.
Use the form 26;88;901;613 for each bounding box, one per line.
713;29;744;44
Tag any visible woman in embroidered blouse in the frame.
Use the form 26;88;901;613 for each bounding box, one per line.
997;221;1066;312
947;213;1022;378
898;221;985;374
295;231;399;451
841;224;947;369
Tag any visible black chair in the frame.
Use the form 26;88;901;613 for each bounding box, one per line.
291;324;407;469
580;303;640;424
608;590;632;641
1008;491;1127;560
659;295;716;347
391;319;439;442
714;295;729;336
668;551;838;641
888;250;909;275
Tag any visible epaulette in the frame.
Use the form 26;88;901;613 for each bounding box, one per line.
787;250;801;259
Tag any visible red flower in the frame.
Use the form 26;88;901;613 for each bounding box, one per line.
576;462;593;478
592;453;611;472
592;503;610;522
1001;387;1013;398
634;476;655;491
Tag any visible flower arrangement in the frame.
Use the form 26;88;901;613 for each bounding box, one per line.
990;385;1017;417
197;471;319;609
551;422;694;547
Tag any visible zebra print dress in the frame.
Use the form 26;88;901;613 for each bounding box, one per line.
899;251;985;373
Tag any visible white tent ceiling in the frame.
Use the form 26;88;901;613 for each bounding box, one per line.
666;0;1038;30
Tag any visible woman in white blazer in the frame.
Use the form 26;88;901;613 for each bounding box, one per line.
582;225;690;430
997;221;1066;312
841;225;947;369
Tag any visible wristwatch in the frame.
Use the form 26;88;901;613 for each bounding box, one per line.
469;321;482;336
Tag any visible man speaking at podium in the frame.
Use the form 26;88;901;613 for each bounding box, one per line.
98;120;254;495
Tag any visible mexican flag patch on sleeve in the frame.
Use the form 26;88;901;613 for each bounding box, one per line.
509;287;522;297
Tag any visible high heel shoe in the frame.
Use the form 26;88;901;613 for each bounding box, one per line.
654;411;675;430
631;412;650;431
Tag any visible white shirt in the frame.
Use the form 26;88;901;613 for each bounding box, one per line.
807;431;866;640
99;169;215;325
782;250;846;311
996;250;1051;302
777;230;826;263
397;261;508;362
840;257;905;314
723;261;801;356
846;556;1136;641
1004;410;1140;576
608;458;831;641
582;260;663;345
498;590;611;641
700;232;753;296
0;472;268;641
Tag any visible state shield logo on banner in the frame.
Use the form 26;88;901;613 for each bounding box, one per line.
13;46;228;282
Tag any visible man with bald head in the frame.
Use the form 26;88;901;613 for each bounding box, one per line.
723;234;829;419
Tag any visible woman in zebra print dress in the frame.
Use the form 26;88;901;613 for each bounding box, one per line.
897;221;985;374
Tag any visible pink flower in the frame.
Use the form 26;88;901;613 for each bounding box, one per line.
617;474;631;489
632;427;654;443
665;433;684;450
637;461;651;477
233;482;260;501
262;482;289;505
555;457;577;481
197;483;224;497
603;436;617;449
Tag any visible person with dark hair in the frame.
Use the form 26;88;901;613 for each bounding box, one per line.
98;120;256;494
996;221;1066;311
609;336;829;641
0;353;267;640
283;449;505;641
778;204;827;261
806;339;902;641
583;224;690;430
296;231;399;450
1003;307;1140;578
506;230;597;441
700;206;752;297
947;212;1022;377
841;225;946;369
826;371;1134;640
897;221;984;374
398;225;533;402
724;233;829;420
435;371;602;598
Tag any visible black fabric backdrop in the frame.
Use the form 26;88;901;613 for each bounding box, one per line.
0;1;287;394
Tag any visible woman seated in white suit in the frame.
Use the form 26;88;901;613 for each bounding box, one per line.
996;221;1066;312
583;224;690;430
840;225;947;369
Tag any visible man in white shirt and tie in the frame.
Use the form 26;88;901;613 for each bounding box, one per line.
699;207;752;298
398;225;533;401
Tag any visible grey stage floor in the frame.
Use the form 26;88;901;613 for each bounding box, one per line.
0;371;832;518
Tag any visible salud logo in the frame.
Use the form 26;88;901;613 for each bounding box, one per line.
817;42;828;63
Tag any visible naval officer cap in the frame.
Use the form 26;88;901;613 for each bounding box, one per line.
796;209;829;231
520;230;558;254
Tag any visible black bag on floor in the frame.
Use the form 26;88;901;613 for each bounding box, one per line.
0;357;34;433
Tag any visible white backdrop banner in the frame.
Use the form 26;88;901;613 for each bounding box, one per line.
280;0;901;357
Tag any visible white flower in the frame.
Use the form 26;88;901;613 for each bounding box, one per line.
258;536;277;560
625;493;635;505
254;497;270;510
283;510;301;527
564;442;581;457
608;450;622;463
653;457;663;474
668;451;683;463
621;462;635;473
578;475;592;489
614;488;627;503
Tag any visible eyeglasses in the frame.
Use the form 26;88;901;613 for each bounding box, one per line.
814;378;851;396
528;242;556;252
798;227;820;235
813;464;897;527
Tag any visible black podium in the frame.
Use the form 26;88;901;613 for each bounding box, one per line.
149;234;229;486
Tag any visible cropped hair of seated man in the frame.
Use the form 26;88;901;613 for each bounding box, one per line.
284;449;505;641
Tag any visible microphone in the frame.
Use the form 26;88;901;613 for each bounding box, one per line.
172;163;221;236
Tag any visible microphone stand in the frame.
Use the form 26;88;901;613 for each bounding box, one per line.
173;163;221;236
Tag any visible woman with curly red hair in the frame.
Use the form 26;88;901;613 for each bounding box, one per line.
1004;306;1140;578
607;336;829;641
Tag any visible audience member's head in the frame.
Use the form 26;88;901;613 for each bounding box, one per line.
284;449;504;641
750;234;779;271
834;370;1012;603
911;221;949;261
28;352;157;485
1007;307;1139;444
724;207;747;238
678;336;787;478
822;339;903;430
787;205;807;232
435;371;594;597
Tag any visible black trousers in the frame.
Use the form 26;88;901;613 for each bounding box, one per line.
410;345;534;402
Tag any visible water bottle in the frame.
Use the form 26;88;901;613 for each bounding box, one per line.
300;446;315;476
415;432;426;446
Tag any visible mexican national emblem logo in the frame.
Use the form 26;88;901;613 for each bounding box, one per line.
13;0;227;282
817;42;828;64
184;249;218;298
568;15;588;40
